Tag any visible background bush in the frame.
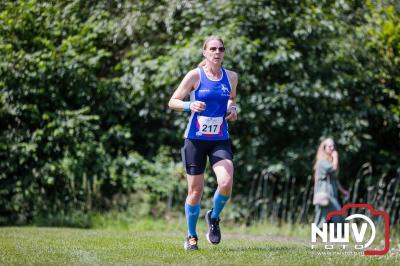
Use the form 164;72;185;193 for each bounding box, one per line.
0;0;399;226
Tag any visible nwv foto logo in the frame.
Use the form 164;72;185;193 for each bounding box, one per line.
312;214;376;246
310;204;390;255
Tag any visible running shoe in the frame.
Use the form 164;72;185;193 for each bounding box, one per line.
184;235;199;250
205;209;221;244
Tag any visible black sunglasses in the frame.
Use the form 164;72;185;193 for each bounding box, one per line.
209;47;225;52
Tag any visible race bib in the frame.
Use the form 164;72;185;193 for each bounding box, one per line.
197;116;223;135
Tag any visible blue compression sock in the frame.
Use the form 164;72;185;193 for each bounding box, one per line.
211;191;230;219
185;203;200;237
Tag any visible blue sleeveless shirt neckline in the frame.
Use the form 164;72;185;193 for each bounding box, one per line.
184;67;232;140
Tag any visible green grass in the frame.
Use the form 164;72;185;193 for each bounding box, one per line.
0;219;399;265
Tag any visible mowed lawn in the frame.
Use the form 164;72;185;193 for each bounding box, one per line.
0;220;399;266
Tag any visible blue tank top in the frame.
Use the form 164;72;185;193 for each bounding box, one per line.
184;67;232;140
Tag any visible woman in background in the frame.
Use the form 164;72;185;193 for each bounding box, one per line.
313;138;349;228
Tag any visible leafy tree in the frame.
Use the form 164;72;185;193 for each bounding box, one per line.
0;0;398;225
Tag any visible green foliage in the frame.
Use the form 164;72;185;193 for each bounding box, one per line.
0;0;399;225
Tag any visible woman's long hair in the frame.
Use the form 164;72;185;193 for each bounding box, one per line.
198;36;224;67
313;138;338;181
